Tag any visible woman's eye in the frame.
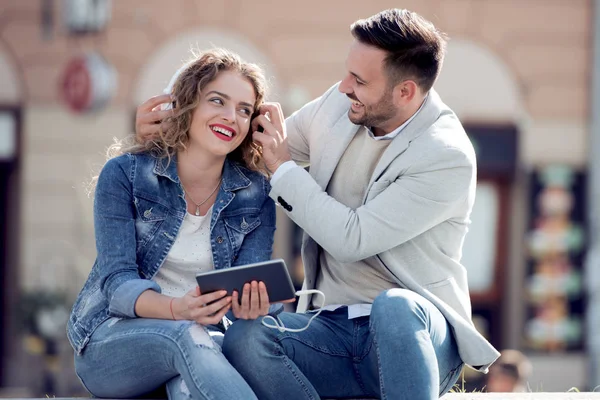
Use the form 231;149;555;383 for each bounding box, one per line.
210;98;224;105
239;108;251;115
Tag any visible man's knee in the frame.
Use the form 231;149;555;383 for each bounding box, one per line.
372;288;425;321
222;319;272;362
222;319;251;356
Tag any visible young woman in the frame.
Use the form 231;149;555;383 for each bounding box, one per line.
67;49;276;400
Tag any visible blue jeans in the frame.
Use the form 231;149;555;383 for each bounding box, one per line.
223;289;463;400
74;317;258;400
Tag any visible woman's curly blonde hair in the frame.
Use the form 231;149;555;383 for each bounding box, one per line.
109;48;268;174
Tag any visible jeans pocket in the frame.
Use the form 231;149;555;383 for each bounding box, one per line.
439;362;464;396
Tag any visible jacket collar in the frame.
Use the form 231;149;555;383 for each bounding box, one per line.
153;155;252;191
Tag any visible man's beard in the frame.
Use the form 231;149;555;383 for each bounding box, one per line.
347;88;396;128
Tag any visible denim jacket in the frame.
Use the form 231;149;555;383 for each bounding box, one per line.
67;153;276;354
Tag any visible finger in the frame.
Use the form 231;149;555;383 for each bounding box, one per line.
258;281;270;314
136;121;162;137
231;290;241;317
197;303;231;325
252;131;278;149
251;115;273;134
252;115;282;139
240;283;251;316
137;108;174;125
138;94;173;113
201;296;232;316
194;290;228;308
261;103;285;134
190;295;228;319
137;120;174;139
249;281;261;319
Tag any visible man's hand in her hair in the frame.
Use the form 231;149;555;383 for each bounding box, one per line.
135;94;175;142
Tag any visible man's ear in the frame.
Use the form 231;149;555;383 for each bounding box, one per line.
393;80;419;107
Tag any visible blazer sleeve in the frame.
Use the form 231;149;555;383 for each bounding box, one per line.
284;83;340;167
268;146;474;263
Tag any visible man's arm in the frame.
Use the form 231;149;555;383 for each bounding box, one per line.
269;147;474;263
282;83;341;166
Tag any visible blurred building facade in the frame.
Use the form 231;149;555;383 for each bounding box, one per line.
0;0;593;395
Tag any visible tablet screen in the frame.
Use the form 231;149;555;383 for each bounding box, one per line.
195;259;296;303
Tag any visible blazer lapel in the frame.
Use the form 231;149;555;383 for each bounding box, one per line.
315;115;361;189
368;90;445;188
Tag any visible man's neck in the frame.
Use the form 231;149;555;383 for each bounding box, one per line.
372;94;427;137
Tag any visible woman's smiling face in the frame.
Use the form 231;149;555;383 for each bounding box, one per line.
187;70;257;157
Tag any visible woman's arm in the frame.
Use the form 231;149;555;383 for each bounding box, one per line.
94;156;161;318
95;155;232;323
135;288;232;325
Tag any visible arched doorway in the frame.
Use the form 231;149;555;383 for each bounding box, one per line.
133;28;282;105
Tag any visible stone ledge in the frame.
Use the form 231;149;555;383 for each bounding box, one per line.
2;395;599;400
442;393;600;399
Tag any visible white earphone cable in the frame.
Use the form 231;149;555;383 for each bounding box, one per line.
261;289;325;333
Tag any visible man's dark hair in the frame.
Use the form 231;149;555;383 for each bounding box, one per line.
350;9;447;92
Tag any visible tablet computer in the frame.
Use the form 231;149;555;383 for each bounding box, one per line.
195;259;296;303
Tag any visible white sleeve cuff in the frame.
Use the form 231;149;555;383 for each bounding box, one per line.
270;161;298;186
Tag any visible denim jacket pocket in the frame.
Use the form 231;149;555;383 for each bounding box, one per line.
133;196;169;248
133;197;169;222
224;215;261;257
224;214;261;234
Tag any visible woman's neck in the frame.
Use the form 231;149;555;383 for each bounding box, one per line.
177;147;224;189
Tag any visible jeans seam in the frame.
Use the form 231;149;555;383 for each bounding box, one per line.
438;362;463;397
272;339;318;400
73;367;96;397
371;335;387;400
275;335;349;357
352;321;368;394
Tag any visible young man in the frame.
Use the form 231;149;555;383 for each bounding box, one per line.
136;9;499;399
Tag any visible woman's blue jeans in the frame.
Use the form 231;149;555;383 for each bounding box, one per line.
74;317;257;400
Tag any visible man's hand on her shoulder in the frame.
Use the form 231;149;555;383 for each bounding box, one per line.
251;102;292;173
135;94;175;143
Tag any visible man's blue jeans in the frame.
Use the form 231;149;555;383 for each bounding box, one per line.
223;288;463;400
74;317;258;400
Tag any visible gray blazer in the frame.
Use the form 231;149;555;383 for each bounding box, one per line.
272;83;500;371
